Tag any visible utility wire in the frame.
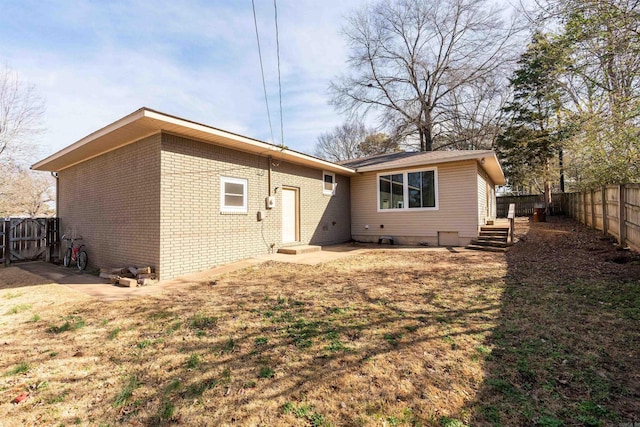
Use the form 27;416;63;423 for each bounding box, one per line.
274;0;284;148
251;0;276;145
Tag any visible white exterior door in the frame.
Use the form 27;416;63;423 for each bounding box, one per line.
282;188;298;243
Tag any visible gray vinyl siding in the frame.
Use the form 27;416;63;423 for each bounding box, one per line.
478;166;488;226
477;164;497;225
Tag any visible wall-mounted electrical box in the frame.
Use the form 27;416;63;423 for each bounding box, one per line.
257;211;264;221
265;196;276;209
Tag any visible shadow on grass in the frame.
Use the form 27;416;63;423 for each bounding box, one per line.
2;249;508;426
5;218;638;426
467;216;640;426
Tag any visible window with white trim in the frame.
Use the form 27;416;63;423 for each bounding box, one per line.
323;171;336;195
220;176;248;213
378;168;437;211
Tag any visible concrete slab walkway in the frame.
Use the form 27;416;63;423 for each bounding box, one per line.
13;243;468;302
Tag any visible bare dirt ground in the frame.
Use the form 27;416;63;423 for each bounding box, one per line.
0;216;638;427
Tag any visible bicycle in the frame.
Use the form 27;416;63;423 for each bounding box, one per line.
61;235;88;271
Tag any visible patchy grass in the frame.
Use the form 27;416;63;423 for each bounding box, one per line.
107;327;120;340
47;315;86;334
469;217;640;426
186;354;201;370
283;401;330;426
4;362;29;376
2;291;23;299
0;217;637;426
113;375;139;408
4;304;31;315
258;365;275;379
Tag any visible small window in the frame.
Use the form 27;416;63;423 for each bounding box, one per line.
323;171;336;195
220;176;248;213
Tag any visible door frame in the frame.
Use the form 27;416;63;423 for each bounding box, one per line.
281;186;300;243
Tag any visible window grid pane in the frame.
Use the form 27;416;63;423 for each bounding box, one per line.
379;175;391;209
225;182;244;197
421;171;435;207
380;170;435;210
323;172;335;194
379;174;405;209
221;177;247;212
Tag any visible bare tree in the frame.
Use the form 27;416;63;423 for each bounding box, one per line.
438;76;511;150
0;65;49;217
314;121;400;161
330;0;522;151
359;132;400;156
314;121;372;162
0;64;45;162
0;163;54;217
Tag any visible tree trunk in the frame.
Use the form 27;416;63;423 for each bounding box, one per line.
559;147;565;192
424;129;433;152
423;108;433;151
544;162;552;214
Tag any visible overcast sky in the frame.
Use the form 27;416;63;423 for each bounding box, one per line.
1;0;371;161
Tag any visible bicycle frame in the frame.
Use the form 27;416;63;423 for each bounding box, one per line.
61;235;88;271
71;244;84;261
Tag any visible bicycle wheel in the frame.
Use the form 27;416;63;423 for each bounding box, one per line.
63;248;72;267
77;251;88;271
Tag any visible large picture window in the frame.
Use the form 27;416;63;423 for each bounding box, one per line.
220;176;248;213
378;169;437;211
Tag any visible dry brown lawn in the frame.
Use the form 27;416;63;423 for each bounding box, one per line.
0;217;638;427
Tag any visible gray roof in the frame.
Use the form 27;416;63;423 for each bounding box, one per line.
339;150;493;169
338;150;505;185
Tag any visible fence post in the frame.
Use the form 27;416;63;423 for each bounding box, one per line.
568;193;572;218
601;186;607;235
590;189;596;228
1;220;6;266
619;184;626;247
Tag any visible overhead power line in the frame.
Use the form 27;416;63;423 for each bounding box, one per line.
274;0;284;149
251;0;276;146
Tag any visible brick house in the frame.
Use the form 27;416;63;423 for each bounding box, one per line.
32;108;505;280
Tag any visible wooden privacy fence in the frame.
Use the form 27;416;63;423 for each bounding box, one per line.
0;218;59;266
497;193;571;217
562;184;640;253
497;195;544;217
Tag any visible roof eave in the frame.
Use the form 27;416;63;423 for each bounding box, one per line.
31;108;147;171
354;151;506;185
32;108;356;176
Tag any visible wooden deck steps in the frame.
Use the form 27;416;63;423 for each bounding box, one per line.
466;226;511;253
277;245;322;255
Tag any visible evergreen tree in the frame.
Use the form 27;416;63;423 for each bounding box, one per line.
497;32;573;199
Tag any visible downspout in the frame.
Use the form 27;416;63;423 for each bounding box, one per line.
268;156;272;196
50;171;59;262
51;172;59;216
